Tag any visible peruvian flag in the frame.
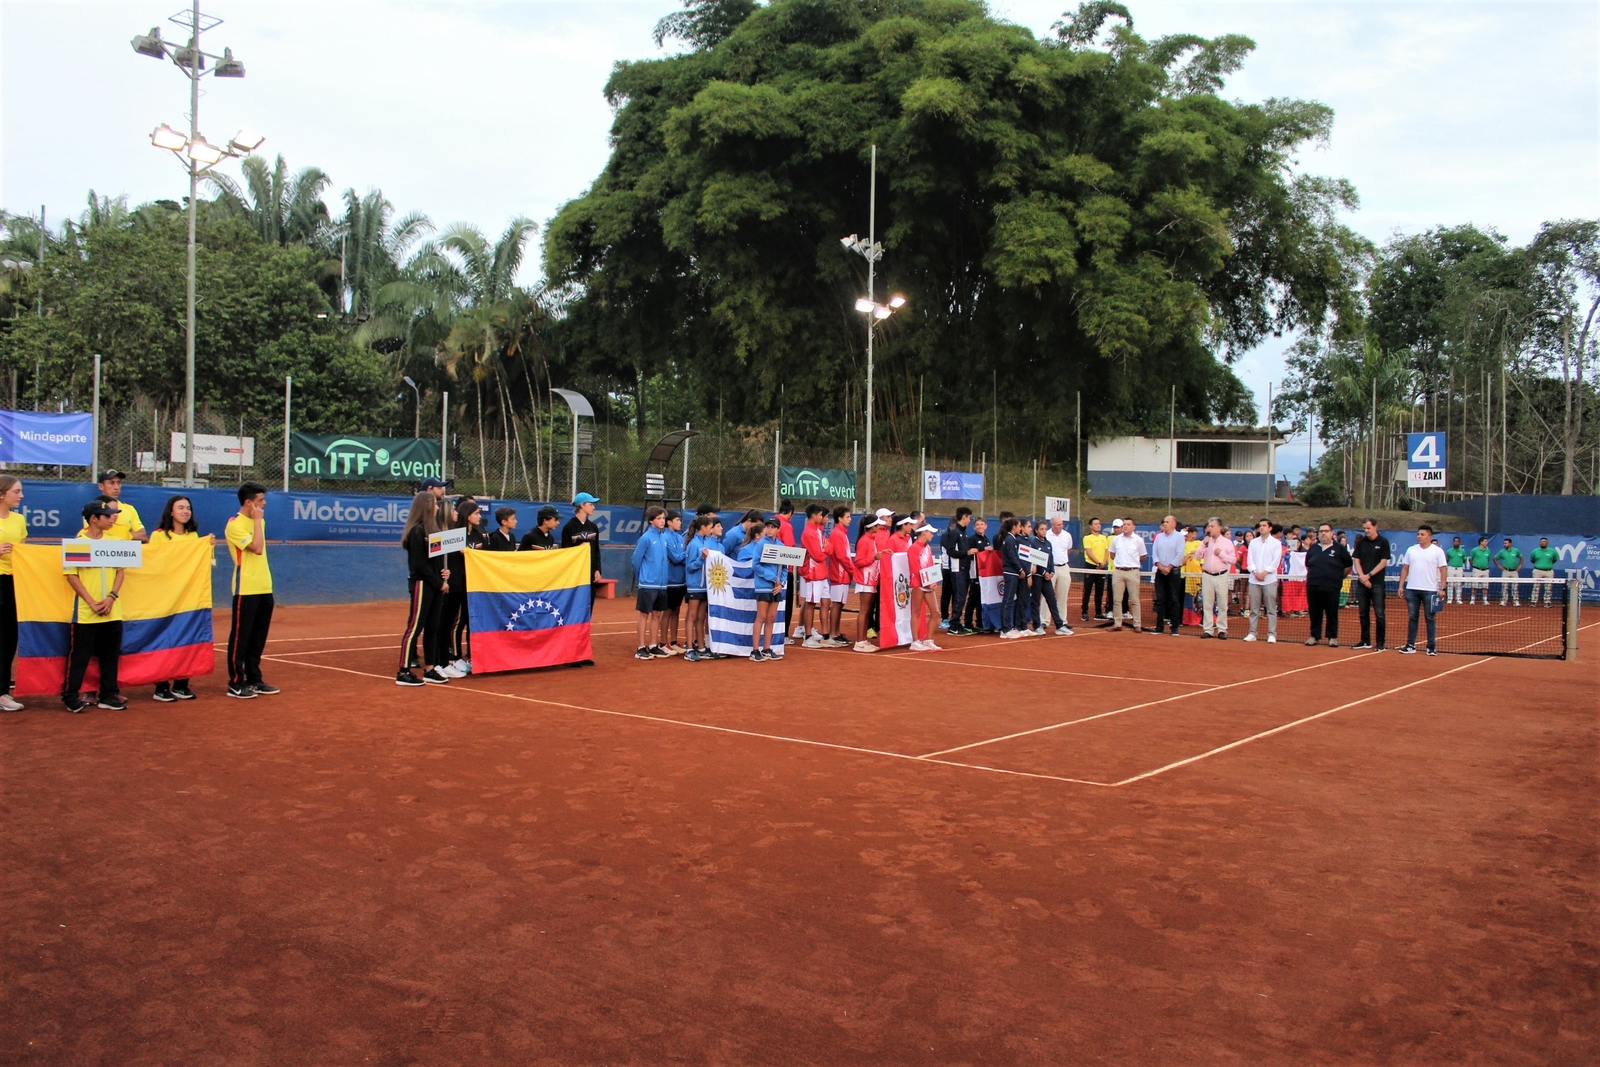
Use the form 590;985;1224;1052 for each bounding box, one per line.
877;551;914;648
975;548;1003;631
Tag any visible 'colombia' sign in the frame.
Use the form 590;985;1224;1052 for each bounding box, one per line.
289;433;441;481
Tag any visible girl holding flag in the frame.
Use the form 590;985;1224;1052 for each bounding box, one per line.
683;515;720;661
852;515;887;653
741;518;785;660
396;492;451;687
909;522;942;652
150;495;204;702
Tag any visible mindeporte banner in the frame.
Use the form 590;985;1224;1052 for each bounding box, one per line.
0;410;93;466
922;470;984;501
778;465;856;500
289;433;442;481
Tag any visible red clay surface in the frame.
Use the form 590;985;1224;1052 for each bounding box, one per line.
2;597;1596;1066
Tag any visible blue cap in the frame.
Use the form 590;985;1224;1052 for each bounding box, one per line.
573;492;599;506
420;477;446;489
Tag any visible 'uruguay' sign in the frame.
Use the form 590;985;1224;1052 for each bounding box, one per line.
0;411;93;466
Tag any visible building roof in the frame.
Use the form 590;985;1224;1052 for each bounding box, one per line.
1099;427;1280;442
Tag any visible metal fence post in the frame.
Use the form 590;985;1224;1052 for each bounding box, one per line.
1566;578;1581;662
281;376;292;492
91;354;101;476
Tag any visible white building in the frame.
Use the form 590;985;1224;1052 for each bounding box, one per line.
1087;429;1282;500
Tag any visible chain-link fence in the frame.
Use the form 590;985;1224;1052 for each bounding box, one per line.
31;404;1086;516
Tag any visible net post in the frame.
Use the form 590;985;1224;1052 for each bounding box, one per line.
1565;578;1580;662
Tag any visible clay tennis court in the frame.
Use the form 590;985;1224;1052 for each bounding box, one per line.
3;597;1595;1065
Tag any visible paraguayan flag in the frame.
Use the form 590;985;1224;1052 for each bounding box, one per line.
705;550;787;658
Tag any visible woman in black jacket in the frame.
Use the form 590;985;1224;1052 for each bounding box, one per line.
397;492;450;687
997;517;1024;637
439;498;486;676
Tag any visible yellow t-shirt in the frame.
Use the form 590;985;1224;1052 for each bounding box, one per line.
68;562;123;625
1082;533;1110;568
226;514;272;596
0;510;28;576
78;500;143;541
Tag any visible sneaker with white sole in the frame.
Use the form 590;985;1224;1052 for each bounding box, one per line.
437;664;466;679
922;640;942;651
1266;635;1276;644
853;641;878;653
0;694;23;712
908;640;928;652
803;635;825;649
450;658;472;676
395;670;424;687
1242;633;1257;642
422;668;450;684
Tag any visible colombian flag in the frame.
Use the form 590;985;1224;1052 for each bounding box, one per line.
13;539;216;696
462;545;593;673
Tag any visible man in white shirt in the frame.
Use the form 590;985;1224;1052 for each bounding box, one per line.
1244;518;1283;643
1398;523;1449;656
1108;520;1146;632
1043;516;1074;628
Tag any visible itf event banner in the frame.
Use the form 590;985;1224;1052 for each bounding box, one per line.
0;411;93;466
463;545;593;673
288;433;442;481
777;465;856;501
12;537;215;697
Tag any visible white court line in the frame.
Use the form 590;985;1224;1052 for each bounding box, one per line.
258;654;943;766
884;656;1213;689
1107;619;1597;785
917;654;1367;759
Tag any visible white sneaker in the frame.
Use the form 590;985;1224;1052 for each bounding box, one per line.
853;641;879;653
1243;633;1257;642
803;635;825;649
0;694;22;712
437;664;466;679
922;640;942;651
791;628;807;641
450;658;471;676
1266;634;1276;644
1000;629;1018;640
908;640;928;652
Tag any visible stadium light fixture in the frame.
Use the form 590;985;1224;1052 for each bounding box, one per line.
131;1;257;488
888;294;906;308
131;27;166;58
150;124;188;151
214;46;244;77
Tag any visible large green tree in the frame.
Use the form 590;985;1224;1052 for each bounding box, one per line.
545;0;1368;457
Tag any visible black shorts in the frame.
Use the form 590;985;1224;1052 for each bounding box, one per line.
666;586;686;610
753;590;778;604
636;589;668;613
686;591;707;602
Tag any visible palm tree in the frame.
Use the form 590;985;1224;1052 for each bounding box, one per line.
332;189;432;322
206;155;332;246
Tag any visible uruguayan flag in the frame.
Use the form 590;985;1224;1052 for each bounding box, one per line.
705;551;787;658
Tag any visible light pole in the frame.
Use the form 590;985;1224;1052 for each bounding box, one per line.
402;376;421;438
132;4;261;487
841;144;907;509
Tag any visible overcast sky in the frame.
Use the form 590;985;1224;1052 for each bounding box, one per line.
4;0;1596;478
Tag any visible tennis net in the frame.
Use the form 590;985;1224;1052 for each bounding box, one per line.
1052;569;1577;660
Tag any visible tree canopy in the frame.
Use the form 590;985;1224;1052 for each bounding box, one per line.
545;0;1369;457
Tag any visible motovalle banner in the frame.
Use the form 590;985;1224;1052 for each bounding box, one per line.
289;433;441;481
0;410;93;466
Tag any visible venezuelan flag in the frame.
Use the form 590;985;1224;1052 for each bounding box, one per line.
14;538;215;696
462;545;592;673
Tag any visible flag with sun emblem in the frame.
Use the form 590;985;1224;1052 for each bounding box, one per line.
876;551;913;648
463;545;593;673
705;551;787;658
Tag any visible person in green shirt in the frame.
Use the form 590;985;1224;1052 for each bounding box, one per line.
1493;538;1524;606
1528;536;1559;607
1445;536;1467;604
1467;537;1493;605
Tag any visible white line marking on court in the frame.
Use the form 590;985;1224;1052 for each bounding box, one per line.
916;654;1368;759
1112;659;1490;785
885;657;1213;688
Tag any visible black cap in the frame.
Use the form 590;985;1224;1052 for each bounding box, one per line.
96;469;126;484
82;500;119;520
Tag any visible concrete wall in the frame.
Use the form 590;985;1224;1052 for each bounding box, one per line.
1431;495;1600;538
1087;470;1276;500
1087;436;1277;476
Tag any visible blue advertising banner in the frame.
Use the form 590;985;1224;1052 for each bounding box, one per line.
922;470;984;501
0;411;93;466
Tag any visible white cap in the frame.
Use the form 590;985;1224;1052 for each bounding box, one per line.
914;522;936;534
1112;519;1123;528
896;516;915;527
875;507;893;518
863;516;884;529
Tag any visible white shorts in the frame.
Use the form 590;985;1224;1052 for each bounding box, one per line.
854;562;880;594
829;583;850;603
801;579;828;603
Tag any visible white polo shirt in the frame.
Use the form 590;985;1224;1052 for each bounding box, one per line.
1110;532;1145;569
1045;527;1074;567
